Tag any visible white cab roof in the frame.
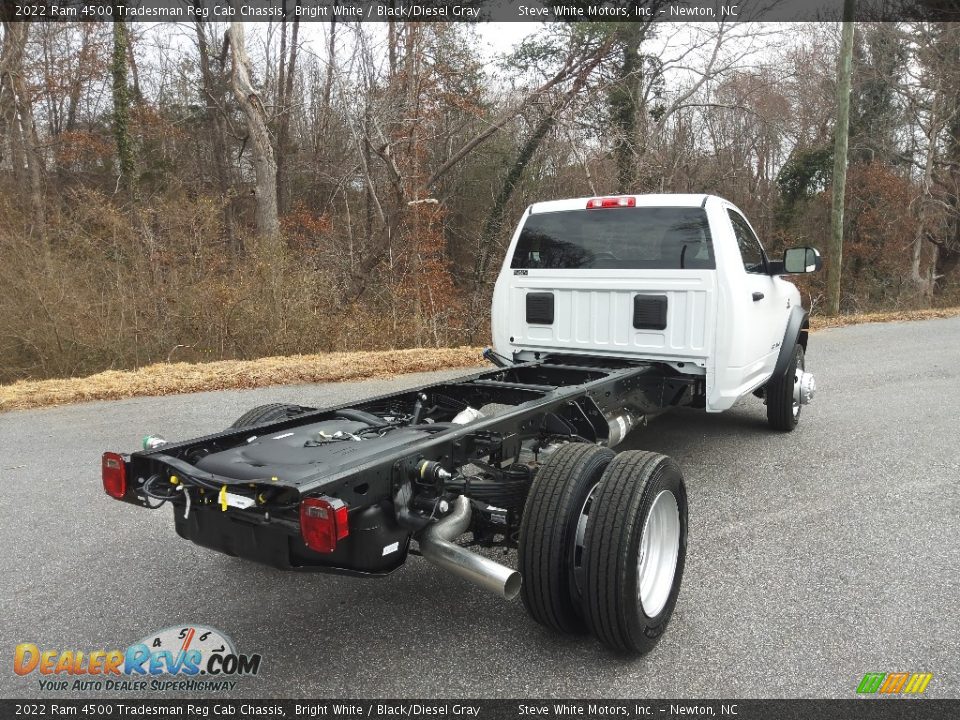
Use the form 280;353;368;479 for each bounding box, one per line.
528;194;712;215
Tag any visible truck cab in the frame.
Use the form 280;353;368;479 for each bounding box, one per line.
491;194;819;417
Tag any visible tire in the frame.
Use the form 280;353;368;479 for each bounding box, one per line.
766;344;804;431
583;451;688;654
518;443;615;634
230;403;307;429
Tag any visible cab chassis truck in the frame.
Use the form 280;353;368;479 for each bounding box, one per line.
102;194;820;653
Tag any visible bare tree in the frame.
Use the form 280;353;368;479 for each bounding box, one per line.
111;16;136;198
226;21;278;237
194;19;235;241
276;2;300;213
0;21;44;225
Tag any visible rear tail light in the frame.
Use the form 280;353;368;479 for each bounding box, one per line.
300;496;349;553
102;452;127;499
586;196;636;209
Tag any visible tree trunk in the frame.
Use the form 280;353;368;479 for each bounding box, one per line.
227;22;279;237
933;241;960;291
1;21;44;225
125;27;143;105
474;60;601;294
387;19;397;77
65;24;95;133
912;107;937;295
324;18;336;110
111;17;136;198
932;29;960;294
194;20;235;243
475;112;557;294
0;23;26;178
610;24;644;193
424;33;616;191
275;6;299;215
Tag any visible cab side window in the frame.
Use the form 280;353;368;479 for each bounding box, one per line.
727;209;767;274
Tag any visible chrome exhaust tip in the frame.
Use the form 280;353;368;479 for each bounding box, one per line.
417;495;522;601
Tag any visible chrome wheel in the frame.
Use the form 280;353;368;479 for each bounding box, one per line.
583;451;688;652
791;350;806;418
793;352;807;417
637;490;681;618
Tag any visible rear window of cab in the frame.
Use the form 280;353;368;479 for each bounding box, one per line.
510;207;715;270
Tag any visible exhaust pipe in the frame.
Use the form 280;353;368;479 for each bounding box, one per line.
418;496;522;600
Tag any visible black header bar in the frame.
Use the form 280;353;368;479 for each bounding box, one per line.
4;0;960;23
3;699;959;720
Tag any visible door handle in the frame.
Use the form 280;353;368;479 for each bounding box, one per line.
752;292;765;301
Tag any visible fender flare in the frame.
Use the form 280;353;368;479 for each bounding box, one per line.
771;306;809;381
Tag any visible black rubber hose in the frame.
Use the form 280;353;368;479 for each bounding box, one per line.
335;408;389;427
141;474;179;503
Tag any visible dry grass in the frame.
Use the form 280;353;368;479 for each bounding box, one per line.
809;306;960;330
2;306;959;414
0;347;485;413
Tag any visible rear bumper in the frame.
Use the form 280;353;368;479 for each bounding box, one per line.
173;502;410;577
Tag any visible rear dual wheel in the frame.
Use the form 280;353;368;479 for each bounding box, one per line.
519;445;688;654
518;443;614;634
583;451;687;654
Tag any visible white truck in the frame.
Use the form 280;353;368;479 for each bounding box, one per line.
492;193;819;428
103;194;820;655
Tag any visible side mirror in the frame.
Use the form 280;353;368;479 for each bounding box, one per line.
783;246;822;274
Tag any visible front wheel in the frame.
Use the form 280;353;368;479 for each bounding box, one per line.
583;451;688;654
766;344;804;431
230;403;310;429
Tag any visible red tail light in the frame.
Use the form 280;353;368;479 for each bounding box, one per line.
102;452;127;499
300;496;349;553
586;196;636;209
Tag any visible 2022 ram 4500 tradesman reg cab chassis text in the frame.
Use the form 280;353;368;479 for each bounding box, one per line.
102;194;820;653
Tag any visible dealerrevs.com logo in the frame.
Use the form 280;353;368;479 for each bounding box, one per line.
14;625;262;693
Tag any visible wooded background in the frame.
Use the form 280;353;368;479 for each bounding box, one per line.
1;18;959;383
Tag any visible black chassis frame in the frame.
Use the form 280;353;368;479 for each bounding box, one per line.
115;354;696;575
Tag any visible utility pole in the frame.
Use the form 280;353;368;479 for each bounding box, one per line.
827;0;856;315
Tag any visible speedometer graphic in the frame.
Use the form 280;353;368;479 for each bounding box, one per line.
135;624;236;669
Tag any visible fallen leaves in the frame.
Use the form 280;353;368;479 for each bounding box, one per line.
0;347;485;413
3;306;959;414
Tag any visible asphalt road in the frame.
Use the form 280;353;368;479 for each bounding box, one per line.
2;318;958;700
